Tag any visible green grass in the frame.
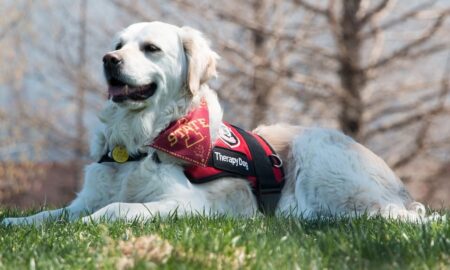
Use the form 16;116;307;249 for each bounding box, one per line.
0;209;449;270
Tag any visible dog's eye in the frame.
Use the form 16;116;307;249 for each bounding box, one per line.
115;42;123;50
142;43;161;53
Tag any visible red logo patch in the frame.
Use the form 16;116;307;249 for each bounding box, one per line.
219;123;240;148
150;99;212;166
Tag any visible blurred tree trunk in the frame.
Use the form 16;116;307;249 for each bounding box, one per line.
74;0;88;188
0;1;43;201
336;0;366;140
251;0;270;125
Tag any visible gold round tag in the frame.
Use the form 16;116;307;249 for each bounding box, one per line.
112;145;129;163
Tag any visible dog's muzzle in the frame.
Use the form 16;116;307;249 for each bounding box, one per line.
103;52;157;103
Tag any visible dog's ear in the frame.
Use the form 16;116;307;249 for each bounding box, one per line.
180;26;220;95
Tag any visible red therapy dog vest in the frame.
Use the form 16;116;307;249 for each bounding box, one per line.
184;123;283;188
150;99;285;212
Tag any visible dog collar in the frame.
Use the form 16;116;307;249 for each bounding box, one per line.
98;145;148;163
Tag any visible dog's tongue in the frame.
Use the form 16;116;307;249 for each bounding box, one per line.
107;83;157;102
108;84;129;97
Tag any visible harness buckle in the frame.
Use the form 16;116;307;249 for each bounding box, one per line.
269;154;283;168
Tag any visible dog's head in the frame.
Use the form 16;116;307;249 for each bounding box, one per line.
103;22;219;110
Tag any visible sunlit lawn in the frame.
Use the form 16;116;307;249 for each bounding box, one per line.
0;208;449;269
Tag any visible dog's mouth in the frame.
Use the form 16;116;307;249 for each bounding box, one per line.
108;78;157;103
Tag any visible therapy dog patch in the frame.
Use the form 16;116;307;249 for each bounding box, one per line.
150;99;212;166
211;147;252;176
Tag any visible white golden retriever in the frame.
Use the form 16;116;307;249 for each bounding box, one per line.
2;22;433;225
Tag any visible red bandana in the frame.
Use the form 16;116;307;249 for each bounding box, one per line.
150;99;212;166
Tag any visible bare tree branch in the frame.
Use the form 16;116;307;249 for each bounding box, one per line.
292;0;330;17
0;16;22;40
111;0;157;22
361;0;439;39
392;54;450;168
366;12;448;71
366;89;442;124
359;0;391;25
366;106;449;139
367;54;450;141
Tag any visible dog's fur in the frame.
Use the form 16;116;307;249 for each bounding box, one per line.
2;22;432;225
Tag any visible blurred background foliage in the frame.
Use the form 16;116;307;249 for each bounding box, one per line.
0;0;449;208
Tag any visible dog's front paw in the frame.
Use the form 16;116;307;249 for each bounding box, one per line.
81;215;97;224
81;203;122;223
81;212;114;224
1;217;31;226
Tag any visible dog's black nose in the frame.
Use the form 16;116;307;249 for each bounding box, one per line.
103;53;122;68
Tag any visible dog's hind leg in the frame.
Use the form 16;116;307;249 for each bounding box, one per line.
288;127;438;222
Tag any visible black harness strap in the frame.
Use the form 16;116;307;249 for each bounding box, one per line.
232;126;284;214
